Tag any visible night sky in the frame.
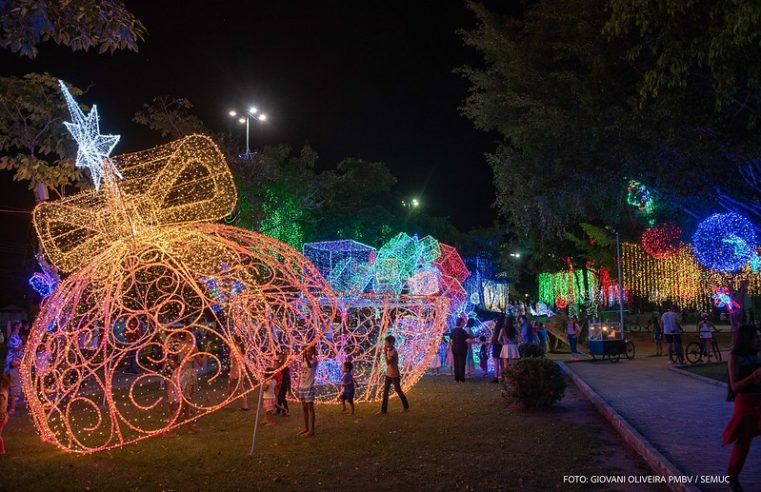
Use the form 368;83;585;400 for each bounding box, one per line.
0;1;497;305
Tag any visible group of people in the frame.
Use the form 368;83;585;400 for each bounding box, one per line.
651;305;722;364
433;313;576;383
1;320;26;453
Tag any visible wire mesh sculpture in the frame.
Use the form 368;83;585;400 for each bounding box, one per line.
290;294;449;403
22;83;455;454
23;87;337;453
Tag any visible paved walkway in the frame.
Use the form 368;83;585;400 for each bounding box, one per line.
565;357;761;492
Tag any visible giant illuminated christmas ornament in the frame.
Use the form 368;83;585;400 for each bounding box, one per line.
641;222;683;259
692;213;757;272
21;83;336;454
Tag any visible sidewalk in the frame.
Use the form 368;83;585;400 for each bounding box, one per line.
565;357;761;492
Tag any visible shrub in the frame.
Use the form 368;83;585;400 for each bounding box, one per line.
502;358;566;408
518;342;544;358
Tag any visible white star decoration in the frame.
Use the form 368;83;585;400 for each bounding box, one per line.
59;80;121;191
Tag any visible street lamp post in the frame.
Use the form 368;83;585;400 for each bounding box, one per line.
228;107;267;158
608;227;625;330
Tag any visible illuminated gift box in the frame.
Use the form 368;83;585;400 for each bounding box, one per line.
25;130;336;453
291;294;448;403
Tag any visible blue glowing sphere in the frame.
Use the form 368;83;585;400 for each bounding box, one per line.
692;213;757;272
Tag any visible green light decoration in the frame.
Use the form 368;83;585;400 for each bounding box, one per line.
537;270;599;311
259;189;304;248
374;232;424;293
419;235;441;263
626;179;656;225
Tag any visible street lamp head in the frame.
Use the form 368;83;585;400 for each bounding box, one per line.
411;198;420;208
258;114;267;122
229;110;237;117
248;106;258;114
238;117;246;124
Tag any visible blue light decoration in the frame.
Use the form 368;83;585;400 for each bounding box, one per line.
530;301;556;317
711;286;740;313
303;240;377;293
692;213;757;272
59;80;121;190
28;255;59;299
201;263;245;313
751;253;760;274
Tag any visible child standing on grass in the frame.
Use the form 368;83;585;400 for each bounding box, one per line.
260;369;278;426
340;361;355;414
297;345;318;438
0;374;9;454
166;332;206;435
478;336;489;376
276;352;291;417
428;341;442;375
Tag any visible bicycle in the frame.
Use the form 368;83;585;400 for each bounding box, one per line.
685;338;722;364
624;339;636;360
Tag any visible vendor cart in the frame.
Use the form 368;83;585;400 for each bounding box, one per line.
588;321;625;362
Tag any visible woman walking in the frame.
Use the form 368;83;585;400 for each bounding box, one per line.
723;324;761;492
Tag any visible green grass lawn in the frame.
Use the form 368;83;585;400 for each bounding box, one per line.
1;376;655;491
681;362;728;383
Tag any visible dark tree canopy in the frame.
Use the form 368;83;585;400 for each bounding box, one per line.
460;0;761;248
132;97;207;140
0;73;84;197
0;0;145;58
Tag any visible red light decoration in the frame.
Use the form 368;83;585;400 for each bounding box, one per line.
433;243;469;284
641;222;683;259
555;296;569;309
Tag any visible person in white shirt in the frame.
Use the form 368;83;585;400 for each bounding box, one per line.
697;313;718;362
660;305;684;364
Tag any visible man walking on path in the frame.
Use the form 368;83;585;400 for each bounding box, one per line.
661;305;684;364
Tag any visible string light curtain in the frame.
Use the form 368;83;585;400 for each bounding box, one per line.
622;242;761;310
